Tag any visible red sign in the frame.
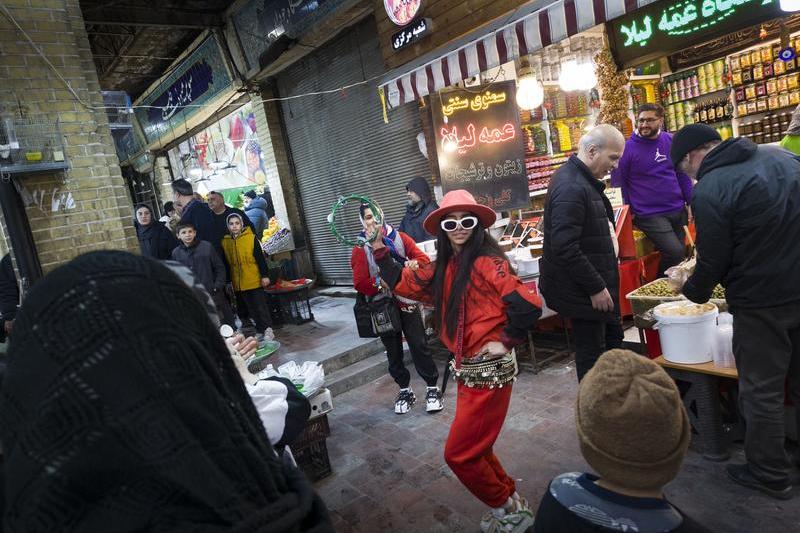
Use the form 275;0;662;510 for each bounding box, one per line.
384;0;422;27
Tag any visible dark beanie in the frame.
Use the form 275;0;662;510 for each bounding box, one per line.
171;178;193;197
670;124;721;167
576;349;690;491
244;190;257;199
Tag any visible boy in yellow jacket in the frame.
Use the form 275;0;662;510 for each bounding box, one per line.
221;213;272;337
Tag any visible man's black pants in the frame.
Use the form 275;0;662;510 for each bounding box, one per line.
634;209;688;276
571;317;625;381
732;302;800;485
380;306;439;389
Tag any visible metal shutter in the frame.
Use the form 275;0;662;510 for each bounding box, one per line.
277;18;428;284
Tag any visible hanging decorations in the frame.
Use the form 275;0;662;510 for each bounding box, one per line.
594;48;629;128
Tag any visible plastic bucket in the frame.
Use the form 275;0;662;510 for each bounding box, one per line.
653;302;719;364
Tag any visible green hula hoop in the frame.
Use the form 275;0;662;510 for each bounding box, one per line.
327;194;383;247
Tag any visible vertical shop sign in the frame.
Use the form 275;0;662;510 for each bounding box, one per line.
135;37;232;145
432;80;528;210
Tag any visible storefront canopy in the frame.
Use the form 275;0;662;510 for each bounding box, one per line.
380;0;658;108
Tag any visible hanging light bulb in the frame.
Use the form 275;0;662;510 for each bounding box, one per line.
516;66;544;110
780;0;800;12
559;59;581;92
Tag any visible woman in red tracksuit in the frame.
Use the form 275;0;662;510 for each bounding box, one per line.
369;190;542;533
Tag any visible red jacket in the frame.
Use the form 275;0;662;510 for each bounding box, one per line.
375;249;542;359
351;232;429;297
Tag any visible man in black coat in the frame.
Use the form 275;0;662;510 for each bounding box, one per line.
399;176;438;243
0;253;18;341
540;125;626;381
172;179;216;244
671;124;800;500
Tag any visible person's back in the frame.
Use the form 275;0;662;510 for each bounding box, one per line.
535;350;711;533
180;198;216;243
685;138;800;308
245;196;270;237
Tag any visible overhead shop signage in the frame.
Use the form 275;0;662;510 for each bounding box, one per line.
608;0;784;66
391;18;430;51
232;0;343;71
135;37;232;145
432;80;529;211
385;0;423;26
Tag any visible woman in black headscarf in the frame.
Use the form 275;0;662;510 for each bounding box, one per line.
0;250;332;532
135;203;178;260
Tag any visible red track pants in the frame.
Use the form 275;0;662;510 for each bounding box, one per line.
444;382;515;507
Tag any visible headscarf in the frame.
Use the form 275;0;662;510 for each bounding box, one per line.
786;103;800;136
358;203;404;264
226;212;245;237
0;251;332;532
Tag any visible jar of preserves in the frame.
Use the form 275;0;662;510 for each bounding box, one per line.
786;58;796;72
791;89;800;105
742;67;753;83
741;52;751;68
751;50;762;66
779;91;791;108
731;70;743;86
777;76;789;92
764;62;774;78
768;94;780;110
753;63;764;80
757;97;769;112
730;54;741;70
767;79;778;95
735;86;746;102
789;73;799;89
747;100;758;114
745;84;757;100
738;102;749;116
752;119;763;133
756;81;767;97
761;47;772;63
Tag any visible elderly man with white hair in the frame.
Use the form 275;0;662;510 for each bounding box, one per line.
540;124;627;380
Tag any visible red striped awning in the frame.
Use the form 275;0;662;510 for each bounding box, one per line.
380;0;656;107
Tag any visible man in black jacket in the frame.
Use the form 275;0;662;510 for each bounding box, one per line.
671;124;800;500
0;253;18;341
540;125;626;381
173;179;216;244
399;176;438;243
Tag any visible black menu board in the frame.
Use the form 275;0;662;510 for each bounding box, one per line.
432;80;529;210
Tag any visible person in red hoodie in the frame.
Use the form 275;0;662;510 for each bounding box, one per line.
370;190;542;533
350;203;442;414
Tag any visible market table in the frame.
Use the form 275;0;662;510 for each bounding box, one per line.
655;356;739;461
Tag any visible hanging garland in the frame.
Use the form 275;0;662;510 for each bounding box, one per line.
594;47;629;128
326;194;383;247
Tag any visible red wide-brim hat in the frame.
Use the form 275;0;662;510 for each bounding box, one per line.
423;189;497;235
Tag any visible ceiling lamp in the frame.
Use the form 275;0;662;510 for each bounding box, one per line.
516;66;544;110
780;0;800;12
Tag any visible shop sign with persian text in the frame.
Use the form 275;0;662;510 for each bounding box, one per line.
392;18;430;51
432;80;528;210
135;37;232;145
608;0;784;66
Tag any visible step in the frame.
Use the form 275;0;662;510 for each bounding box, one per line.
326;351;411;396
320;338;385;375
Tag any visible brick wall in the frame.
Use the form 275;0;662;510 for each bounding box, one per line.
0;0;138;273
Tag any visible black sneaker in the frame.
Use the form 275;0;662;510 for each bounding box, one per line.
394;389;416;414
425;387;444;413
726;463;793;500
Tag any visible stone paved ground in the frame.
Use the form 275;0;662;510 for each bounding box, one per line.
315;356;800;533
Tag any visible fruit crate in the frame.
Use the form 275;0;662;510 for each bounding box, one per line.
292;414;332;482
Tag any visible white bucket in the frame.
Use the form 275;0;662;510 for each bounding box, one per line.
653;301;719;364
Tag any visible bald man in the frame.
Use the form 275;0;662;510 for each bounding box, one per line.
540;125;626;380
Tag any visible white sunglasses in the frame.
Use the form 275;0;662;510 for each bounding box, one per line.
441;216;478;232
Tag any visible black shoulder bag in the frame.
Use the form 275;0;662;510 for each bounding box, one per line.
353;292;401;338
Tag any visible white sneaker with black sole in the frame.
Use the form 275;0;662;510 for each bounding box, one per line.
425;386;444;412
395;388;416;414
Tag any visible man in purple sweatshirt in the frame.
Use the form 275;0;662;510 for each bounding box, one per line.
611;103;693;275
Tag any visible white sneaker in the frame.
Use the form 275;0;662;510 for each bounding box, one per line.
394;388;415;414
480;498;534;533
425;387;444;412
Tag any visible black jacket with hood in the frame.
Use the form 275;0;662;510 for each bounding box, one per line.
399;177;438;243
684;138;800;309
540;156;619;320
136;205;179;261
171;239;227;293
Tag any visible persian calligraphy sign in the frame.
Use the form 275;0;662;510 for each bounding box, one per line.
432;80;528;210
608;0;783;66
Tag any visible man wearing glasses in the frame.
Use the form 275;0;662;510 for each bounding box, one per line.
611;103;694;275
